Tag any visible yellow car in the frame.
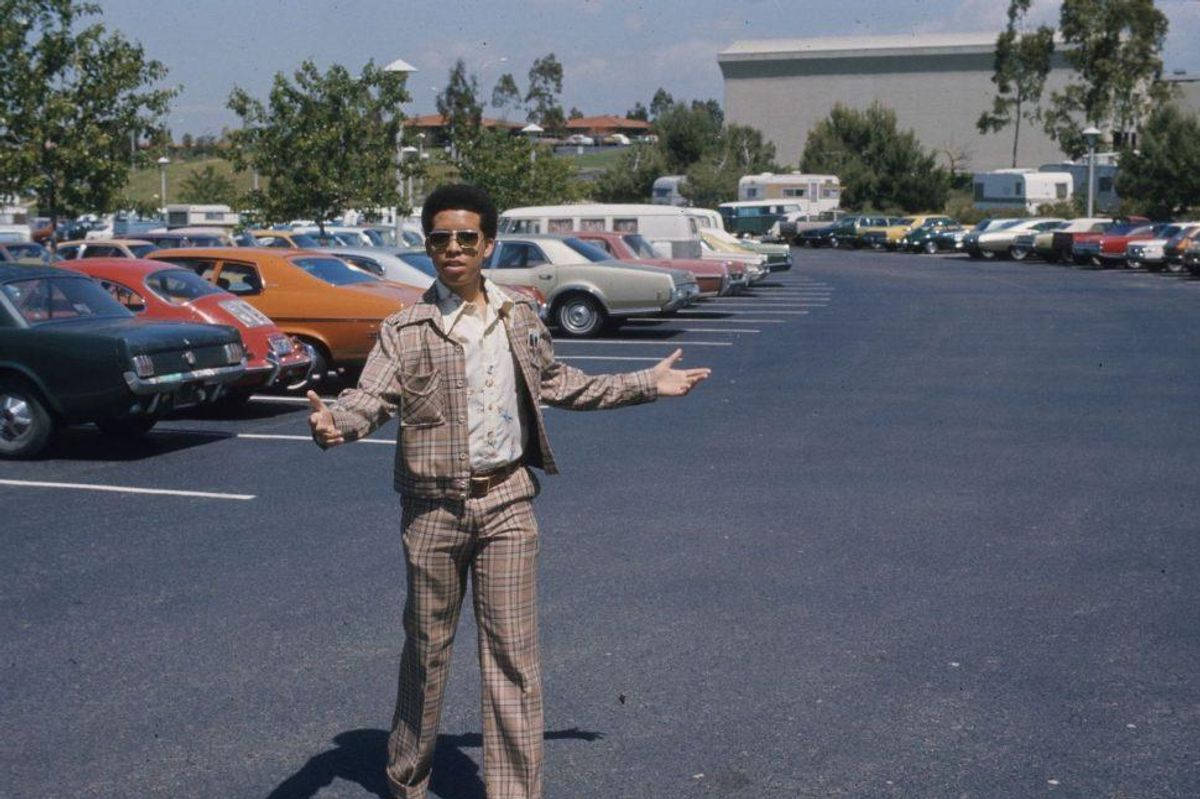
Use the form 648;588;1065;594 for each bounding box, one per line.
858;215;956;250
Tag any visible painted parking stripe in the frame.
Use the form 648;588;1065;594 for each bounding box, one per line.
676;309;810;315
676;328;760;333
0;479;255;501
703;302;819;308
627;317;788;324
554;339;732;347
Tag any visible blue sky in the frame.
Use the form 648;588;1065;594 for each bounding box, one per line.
96;0;1200;136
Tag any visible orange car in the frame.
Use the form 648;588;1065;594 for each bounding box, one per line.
150;247;421;384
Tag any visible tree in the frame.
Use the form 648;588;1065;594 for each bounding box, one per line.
654;103;723;173
626;102;649;122
800;102;949;212
1042;0;1170;157
592;142;668;203
690;98;724;128
452;127;580;211
180;132;195;152
525;53;565;132
1114;104;1200;219
226;59;409;231
568;107;583;120
649;88;675;120
490;72;521;120
977;0;1055;167
680;124;777;208
437;59;483;143
178;164;236;205
0;0;175;245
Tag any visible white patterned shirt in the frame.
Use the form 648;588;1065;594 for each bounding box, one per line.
434;279;527;472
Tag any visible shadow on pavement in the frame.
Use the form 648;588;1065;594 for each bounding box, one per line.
266;727;604;799
36;426;229;462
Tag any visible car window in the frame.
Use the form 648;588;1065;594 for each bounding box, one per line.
2;276;130;324
98;279;147;312
155;257;220;281
395;251;437;277
583;238;613;255
622;234;658;258
580;218;605;231
128;244;158;258
144;268;224;303
289;256;376;286
58;245;81;259
494;243;531;268
548;218;573;233
2;243;48;260
217;262;265;294
82;245;120;258
340;254;384;276
562;238;610;262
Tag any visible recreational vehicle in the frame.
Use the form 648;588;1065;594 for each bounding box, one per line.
972;169;1073;213
498;204;701;259
164;204;239;230
737;173;840;208
651;175;688;206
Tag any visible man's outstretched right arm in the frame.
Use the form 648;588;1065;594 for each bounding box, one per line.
308;321;403;448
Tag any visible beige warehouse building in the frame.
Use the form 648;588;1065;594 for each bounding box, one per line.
718;33;1115;172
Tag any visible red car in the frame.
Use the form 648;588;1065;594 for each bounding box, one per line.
1090;223;1180;267
1056;217;1148;265
65;258;312;400
570;230;742;297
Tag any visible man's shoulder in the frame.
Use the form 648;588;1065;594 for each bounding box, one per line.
382;286;441;329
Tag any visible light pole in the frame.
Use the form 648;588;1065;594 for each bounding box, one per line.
521;123;543;164
384;57;417;241
1082;125;1100;217
415;132;426;202
400;145;418;211
156;156;171;212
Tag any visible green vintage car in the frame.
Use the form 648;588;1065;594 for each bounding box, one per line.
0;263;247;458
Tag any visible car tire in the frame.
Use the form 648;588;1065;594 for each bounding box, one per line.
1126;259;1142;270
555;294;606;338
923;240;938;255
0;377;54;459
870;240;883;250
96;416;157;437
829;237;841;249
979;249;996;260
1165;259;1185;274
1009;247;1029;261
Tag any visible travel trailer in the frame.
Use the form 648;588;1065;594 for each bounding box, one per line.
164;204;239;230
651;175;688;206
737;173;841;208
972;169;1074;213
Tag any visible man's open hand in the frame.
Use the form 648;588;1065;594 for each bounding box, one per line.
651;349;711;397
308;390;345;447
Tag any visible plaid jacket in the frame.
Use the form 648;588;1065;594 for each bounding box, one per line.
326;283;657;498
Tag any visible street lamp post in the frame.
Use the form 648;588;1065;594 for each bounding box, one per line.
400;145;418;211
1082;126;1101;217
521;124;543;165
384;57;417;243
156;156;171;213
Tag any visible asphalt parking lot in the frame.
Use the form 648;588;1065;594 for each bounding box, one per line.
3;252;1199;798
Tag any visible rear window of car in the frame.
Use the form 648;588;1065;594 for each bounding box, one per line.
622;234;658;258
2;243;47;260
395;251;437;277
290;256;376;286
144;269;224;303
2;276;131;324
129;244;158;258
562;237;613;263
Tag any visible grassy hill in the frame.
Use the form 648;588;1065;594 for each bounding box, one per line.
122;157;255;206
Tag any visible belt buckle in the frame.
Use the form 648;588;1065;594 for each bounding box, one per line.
468;474;492;497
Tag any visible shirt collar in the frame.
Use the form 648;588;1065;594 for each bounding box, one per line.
434;278;513;330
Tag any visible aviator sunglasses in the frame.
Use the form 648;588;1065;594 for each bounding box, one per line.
426;229;483;252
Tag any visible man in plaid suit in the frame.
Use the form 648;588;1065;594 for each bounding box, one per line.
308;184;710;799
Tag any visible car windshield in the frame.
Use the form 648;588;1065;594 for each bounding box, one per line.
289;233;322;248
128;244;158;258
361;229;385;246
290;256;377;285
621;234;659;258
3;242;48;260
395;251;437;277
2;275;131;324
144;268;224;303
562;237;613;263
1107;223;1144;236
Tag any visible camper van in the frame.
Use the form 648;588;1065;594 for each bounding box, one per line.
737;173;841;208
1039;158;1120;213
972;169;1074;213
651;175;688;206
717;200;808;236
498;204;701;259
164;204;239;230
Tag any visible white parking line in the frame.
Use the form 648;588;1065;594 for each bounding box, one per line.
0;479;255;500
657;317;788;324
559;356;661;362
555;339;733;346
677;309;810;315
703;302;819;308
676;328;760;333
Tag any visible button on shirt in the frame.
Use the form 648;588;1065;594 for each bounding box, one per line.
435;279;527;472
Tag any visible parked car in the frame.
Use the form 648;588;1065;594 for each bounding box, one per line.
0;242;51;263
0;263;246;457
247;230;325;249
1015;218;1109;263
140;231;228;249
1077;223;1179;268
603;133;631;146
774;209;847;241
570;229;738;296
150;247;421;384
64;258;312;399
1183;239;1200;275
700;226;791;271
796;215;893;248
1053;217;1147;265
697;231;769;283
564;134;595;146
963;218;1066;260
860;215;957;250
899;218;967;253
314;247;434;289
485;235;699;337
56;239;158;260
1159;224;1200;273
1123;224;1191;271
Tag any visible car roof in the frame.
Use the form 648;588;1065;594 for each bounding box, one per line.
64;257;179;277
151;246;316;259
0;262;87;282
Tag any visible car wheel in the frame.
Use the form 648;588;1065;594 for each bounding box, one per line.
287;341;329;391
1165;259;1185;274
1010;246;1029;261
555;294;606;338
979;249;996;260
923;240;938;255
96;416;157;437
829;237;841;249
1126;259;1143;270
870;240;884;250
0;378;54;459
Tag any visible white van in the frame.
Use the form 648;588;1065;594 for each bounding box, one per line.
498;204;701;259
972;169;1074;213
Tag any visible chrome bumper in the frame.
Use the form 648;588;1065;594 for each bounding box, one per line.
123;363;247;395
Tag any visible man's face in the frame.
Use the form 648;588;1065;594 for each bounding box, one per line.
426;209;495;296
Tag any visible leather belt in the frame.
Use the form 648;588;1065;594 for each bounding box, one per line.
468;460;523;498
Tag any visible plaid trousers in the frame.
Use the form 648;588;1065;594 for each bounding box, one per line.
387;466;543;799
